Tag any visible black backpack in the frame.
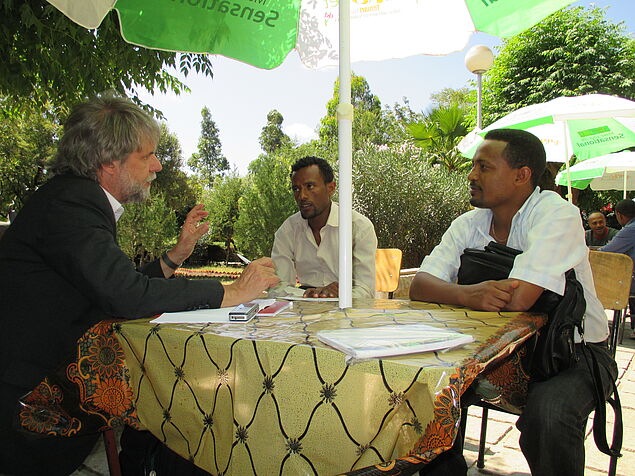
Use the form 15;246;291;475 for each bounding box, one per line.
457;241;622;458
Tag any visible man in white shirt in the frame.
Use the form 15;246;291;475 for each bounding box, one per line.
410;129;616;476
271;156;377;298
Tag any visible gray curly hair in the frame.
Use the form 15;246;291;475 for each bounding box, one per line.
48;95;160;180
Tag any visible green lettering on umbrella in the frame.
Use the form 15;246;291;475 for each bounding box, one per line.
114;0;300;69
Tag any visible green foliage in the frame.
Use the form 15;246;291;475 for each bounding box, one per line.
188;107;229;186
117;125;199;264
574;188;624;216
233;144;324;258
0;0;213;116
318;74;392;150
117;192;178;265
406;105;471;172
482;6;635;124
153;123;200;217
259;109;291;154
353;144;471;268
203;173;244;262
0;105;59;219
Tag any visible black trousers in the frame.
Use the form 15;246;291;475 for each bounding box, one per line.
119;427;210;476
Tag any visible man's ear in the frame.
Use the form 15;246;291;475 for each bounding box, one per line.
100;161;119;177
327;180;336;196
515;166;533;187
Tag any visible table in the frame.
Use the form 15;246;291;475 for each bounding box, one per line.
19;299;545;475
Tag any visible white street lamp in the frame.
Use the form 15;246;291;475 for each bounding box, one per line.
465;45;494;129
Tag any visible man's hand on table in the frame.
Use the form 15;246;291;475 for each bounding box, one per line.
161;204;209;277
221;257;280;306
303;281;339;298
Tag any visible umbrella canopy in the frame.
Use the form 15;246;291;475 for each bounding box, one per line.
555;150;635;197
48;0;575;69
459;94;635;164
47;0;576;308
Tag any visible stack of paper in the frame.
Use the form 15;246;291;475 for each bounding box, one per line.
317;324;473;360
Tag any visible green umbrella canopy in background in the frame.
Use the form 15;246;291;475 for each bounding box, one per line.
459;94;635;163
555;150;635;198
47;0;577;309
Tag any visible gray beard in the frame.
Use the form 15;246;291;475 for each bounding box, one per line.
120;170;154;203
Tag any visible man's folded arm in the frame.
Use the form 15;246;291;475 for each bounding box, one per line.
410;272;543;312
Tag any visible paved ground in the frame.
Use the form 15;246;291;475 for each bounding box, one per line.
73;320;635;476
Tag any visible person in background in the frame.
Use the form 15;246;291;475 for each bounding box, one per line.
598;198;635;338
270;156;377;298
409;129;616;476
585;211;618;248
0;94;279;476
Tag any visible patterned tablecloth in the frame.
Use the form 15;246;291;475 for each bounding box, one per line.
19;299;546;475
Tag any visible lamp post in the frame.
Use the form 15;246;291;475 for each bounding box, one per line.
465;45;494;130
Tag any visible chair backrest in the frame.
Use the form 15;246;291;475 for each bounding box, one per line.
375;248;403;293
588;250;633;310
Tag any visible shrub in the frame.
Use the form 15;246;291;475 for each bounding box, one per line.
352;144;471;268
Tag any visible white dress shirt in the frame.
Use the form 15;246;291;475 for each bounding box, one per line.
419;187;608;344
270;202;377;298
100;187;124;222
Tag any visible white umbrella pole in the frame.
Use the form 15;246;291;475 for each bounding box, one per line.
564;121;573;203
338;0;353;309
624;171;627;199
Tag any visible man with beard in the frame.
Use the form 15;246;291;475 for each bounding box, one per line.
0;95;279;475
270;156;377;298
409;129;616;476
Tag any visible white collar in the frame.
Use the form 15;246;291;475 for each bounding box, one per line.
100;187;124;222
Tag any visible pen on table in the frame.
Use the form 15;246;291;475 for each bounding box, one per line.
236;253;251;264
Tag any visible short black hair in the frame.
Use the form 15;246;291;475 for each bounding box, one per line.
290;156;334;183
484;129;546;187
615;199;635;219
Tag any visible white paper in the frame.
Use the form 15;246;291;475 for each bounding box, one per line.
278;296;339;302
152;299;278;324
151;308;232;324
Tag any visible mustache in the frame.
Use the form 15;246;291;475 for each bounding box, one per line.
469;181;481;191
147;173;156;183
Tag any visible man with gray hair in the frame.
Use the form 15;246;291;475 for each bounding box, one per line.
0;95;279;475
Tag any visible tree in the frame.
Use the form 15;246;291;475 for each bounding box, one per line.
188;107;229;186
259;109;292;154
153;123;200;217
203;173;244;263
406;104;471;172
117;192;178;266
318;74;392;150
482;6;635;124
0;1;213;116
430;87;476;111
0;105;59;219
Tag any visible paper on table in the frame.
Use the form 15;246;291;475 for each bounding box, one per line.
152;299;279;324
151;308;232;324
317;324;474;361
278;296;339;302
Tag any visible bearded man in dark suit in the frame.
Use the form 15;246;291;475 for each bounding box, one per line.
0;95;279;475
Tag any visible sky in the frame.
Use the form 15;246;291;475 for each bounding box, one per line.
137;0;635;176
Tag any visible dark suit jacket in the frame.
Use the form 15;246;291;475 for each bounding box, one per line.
0;174;224;474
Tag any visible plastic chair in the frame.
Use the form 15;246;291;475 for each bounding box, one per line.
463;250;630;475
588;250;633;357
375;248;402;298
